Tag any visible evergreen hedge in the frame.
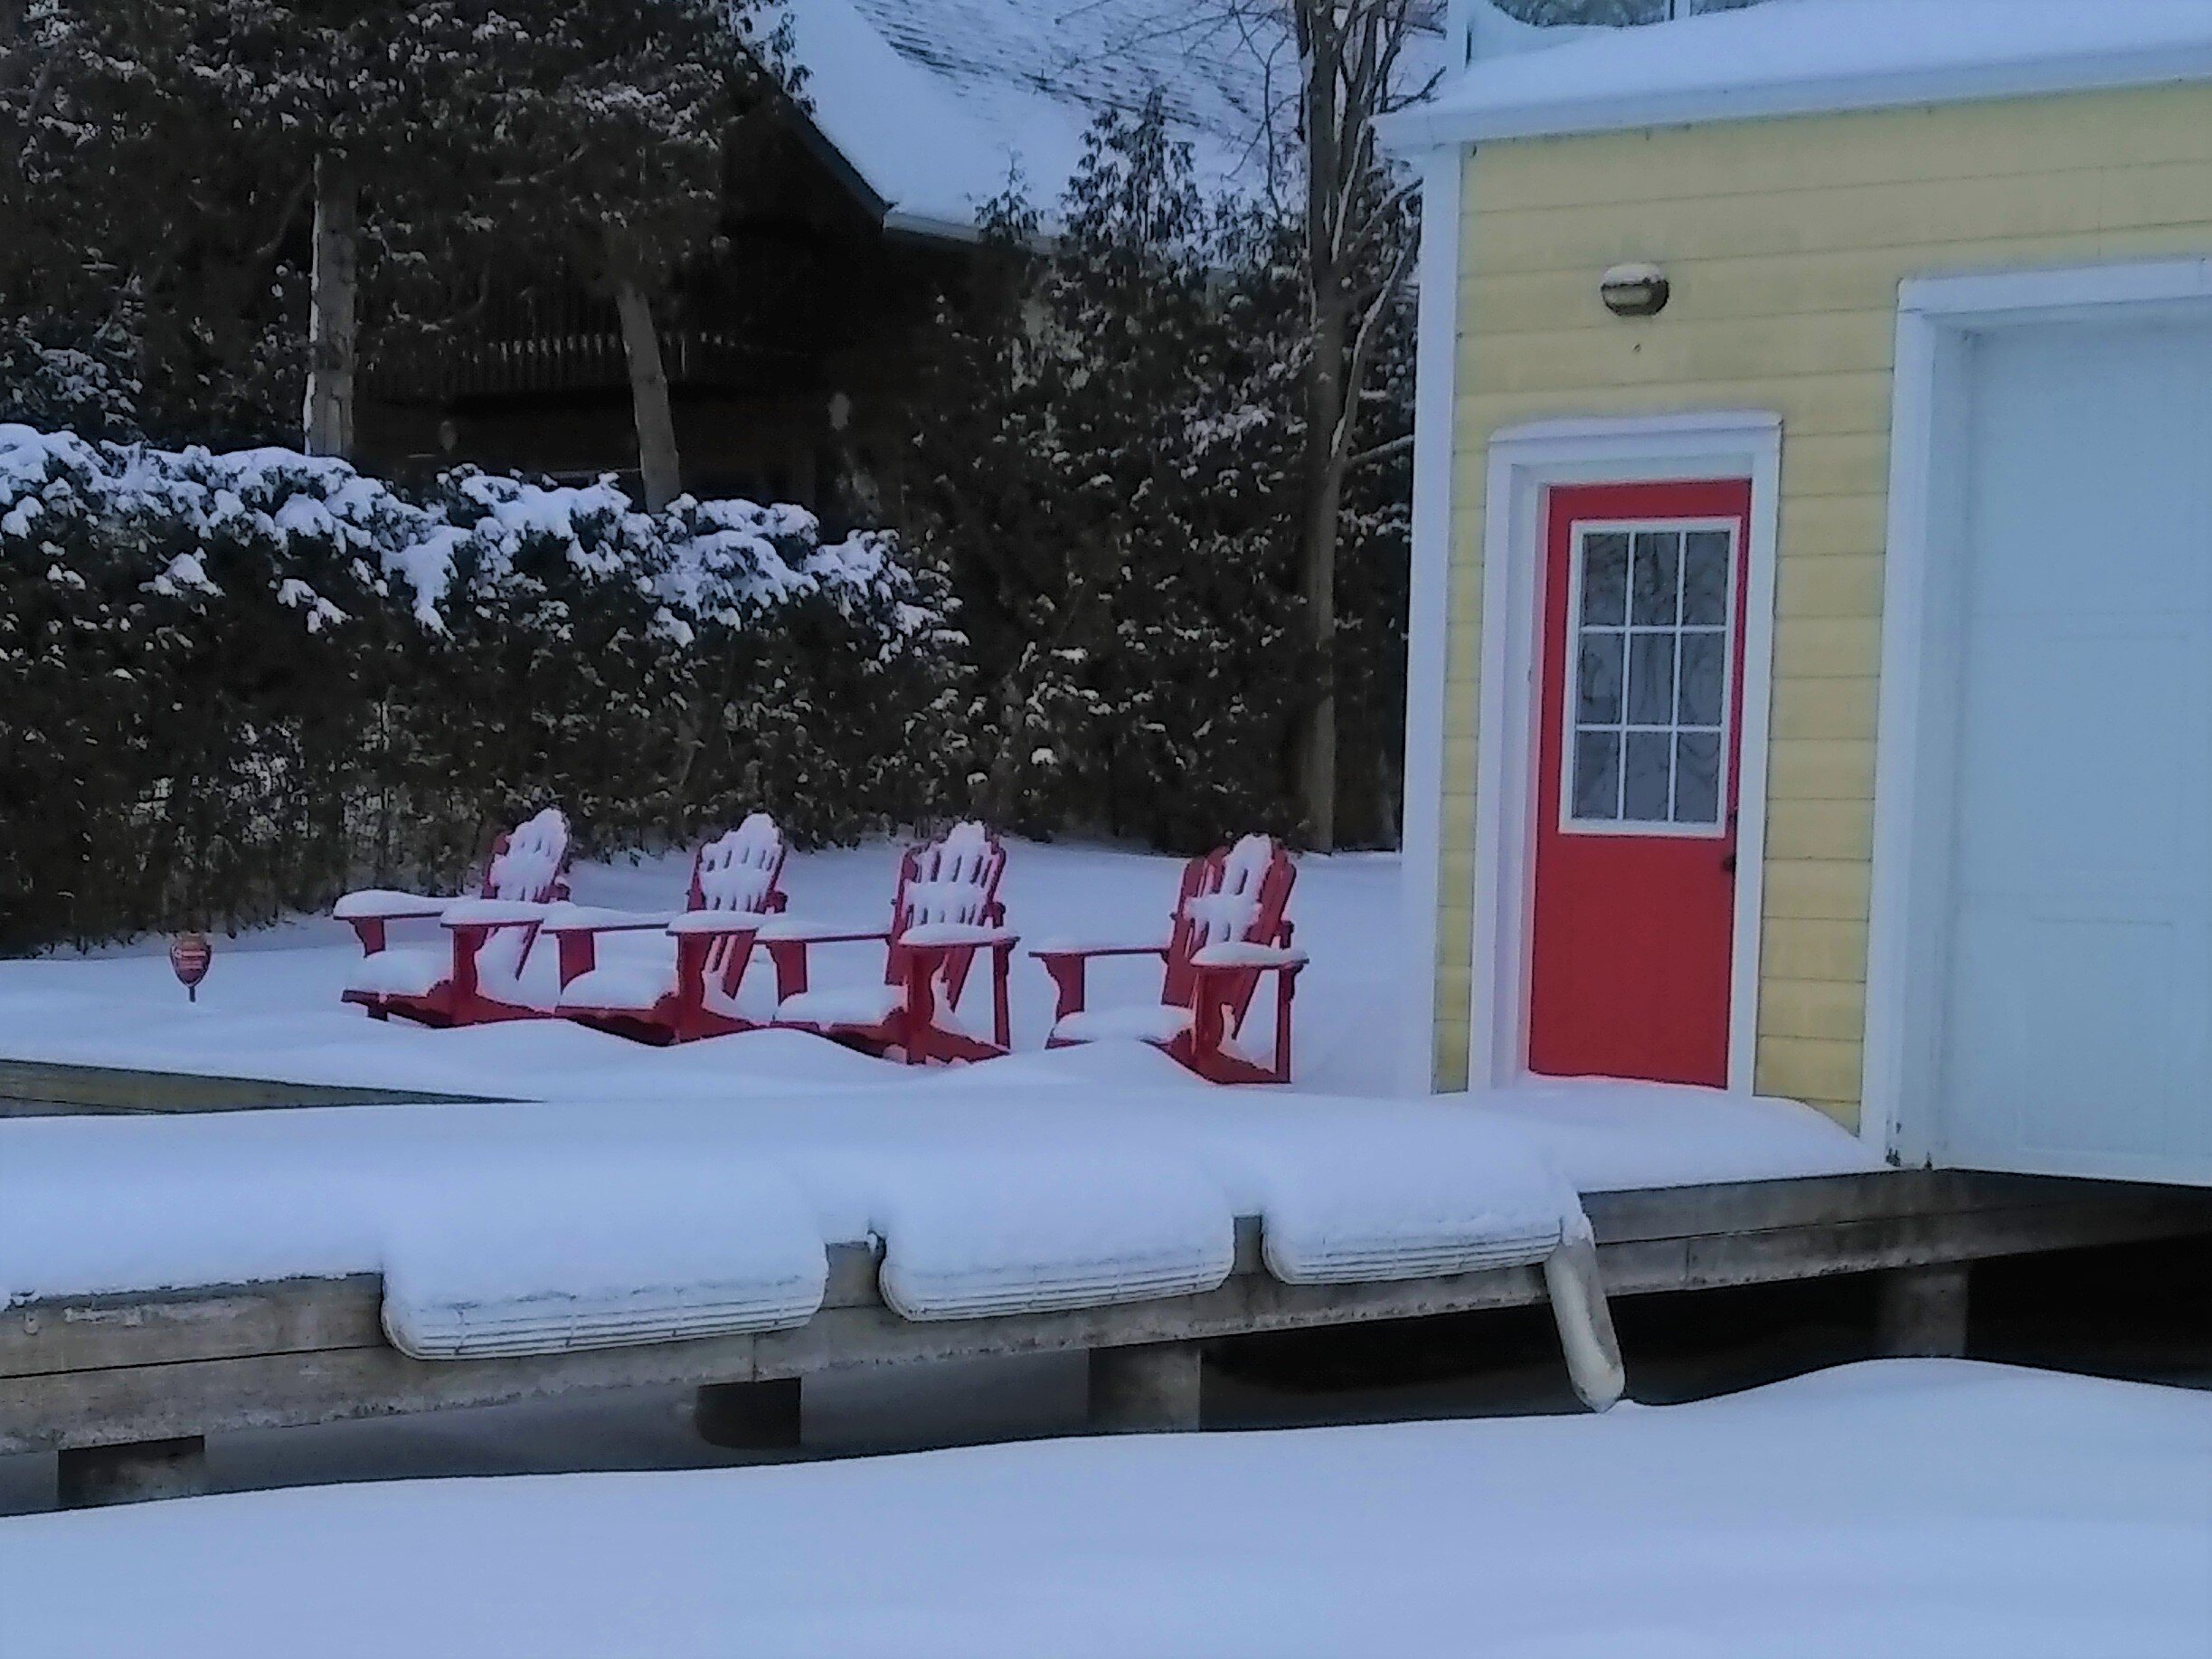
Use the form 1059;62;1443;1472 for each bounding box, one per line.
0;425;969;952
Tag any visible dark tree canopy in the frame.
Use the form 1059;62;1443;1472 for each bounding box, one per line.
0;0;790;444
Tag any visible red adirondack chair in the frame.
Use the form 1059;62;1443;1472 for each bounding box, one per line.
337;808;572;1028
1035;836;1304;1084
548;814;789;1045
762;822;1016;1065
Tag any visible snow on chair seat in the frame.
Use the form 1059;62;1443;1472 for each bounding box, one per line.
1051;1003;1194;1046
553;955;676;1014
345;945;449;1000
775;982;906;1030
379;1161;827;1360
551;815;789;1046
765;821;1016;1065
338;807;571;1028
1035;835;1304;1084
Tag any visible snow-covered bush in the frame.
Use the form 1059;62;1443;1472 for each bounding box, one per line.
0;425;967;950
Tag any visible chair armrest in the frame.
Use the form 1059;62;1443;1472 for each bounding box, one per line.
1192;941;1309;971
1029;939;1170;962
334;889;450;923
539;904;677;936
901;922;1019;948
666;911;771;938
440;898;553;928
756;917;892;945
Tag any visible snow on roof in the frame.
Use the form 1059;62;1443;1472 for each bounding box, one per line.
787;0;1449;240
1385;0;2212;152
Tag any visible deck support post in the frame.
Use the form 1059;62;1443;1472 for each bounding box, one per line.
693;1379;802;1450
1876;1262;1971;1357
1089;1341;1204;1433
56;1436;208;1507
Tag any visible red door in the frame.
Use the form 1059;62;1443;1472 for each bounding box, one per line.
1527;479;1753;1087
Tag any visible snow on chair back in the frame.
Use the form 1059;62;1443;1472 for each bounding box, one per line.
484;807;571;903
890;821;1007;1003
1163;835;1295;1028
895;821;1005;931
475;807;571;988
687;812;788;987
690;813;787;915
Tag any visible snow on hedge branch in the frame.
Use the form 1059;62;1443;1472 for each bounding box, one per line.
0;425;972;952
0;424;945;649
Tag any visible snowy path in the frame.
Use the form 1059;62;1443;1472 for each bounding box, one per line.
1;1361;2205;1659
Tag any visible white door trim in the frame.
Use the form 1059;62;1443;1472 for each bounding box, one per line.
1394;145;1465;1095
1469;411;1782;1095
1865;256;2212;1167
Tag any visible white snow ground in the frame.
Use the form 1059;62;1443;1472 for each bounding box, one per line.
2;1361;2206;1659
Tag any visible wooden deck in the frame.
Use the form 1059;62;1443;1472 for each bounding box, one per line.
0;1057;496;1116
7;1169;2208;1463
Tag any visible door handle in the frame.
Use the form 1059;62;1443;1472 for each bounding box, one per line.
1721;852;1738;876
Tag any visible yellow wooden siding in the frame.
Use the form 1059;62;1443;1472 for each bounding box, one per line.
1432;82;2212;1125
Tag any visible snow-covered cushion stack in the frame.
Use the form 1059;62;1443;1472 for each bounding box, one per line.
875;1154;1236;1321
1237;1112;1578;1285
380;1161;828;1360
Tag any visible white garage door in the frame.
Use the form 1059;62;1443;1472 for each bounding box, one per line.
1938;318;2212;1184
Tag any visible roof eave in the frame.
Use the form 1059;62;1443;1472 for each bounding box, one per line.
1381;42;2212;153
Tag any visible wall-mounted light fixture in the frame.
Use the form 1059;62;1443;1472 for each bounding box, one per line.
1601;262;1671;318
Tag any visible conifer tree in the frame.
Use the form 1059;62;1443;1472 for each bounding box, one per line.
2;0;789;479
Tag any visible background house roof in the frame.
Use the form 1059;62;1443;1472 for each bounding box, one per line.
1385;0;2212;151
785;0;1463;241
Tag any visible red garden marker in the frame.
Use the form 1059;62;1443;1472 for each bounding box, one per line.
168;933;213;1003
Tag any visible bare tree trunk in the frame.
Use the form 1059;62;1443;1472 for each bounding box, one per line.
1294;6;1347;850
614;275;683;510
1297;295;1347;851
303;153;357;459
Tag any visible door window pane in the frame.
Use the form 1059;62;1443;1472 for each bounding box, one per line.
1681;531;1731;625
1581;534;1629;626
1675;731;1722;826
1564;518;1740;834
1626;632;1677;725
1677;630;1726;727
1631;531;1681;626
1578;632;1624;725
1573;731;1621;821
1623;731;1673;821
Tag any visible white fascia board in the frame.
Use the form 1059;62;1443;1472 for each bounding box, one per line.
1383;43;2212;152
1395;145;1467;1096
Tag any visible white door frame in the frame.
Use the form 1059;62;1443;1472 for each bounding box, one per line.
1864;255;2212;1166
1467;412;1783;1095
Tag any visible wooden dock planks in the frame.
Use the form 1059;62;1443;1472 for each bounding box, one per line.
5;1171;2208;1457
0;1057;498;1115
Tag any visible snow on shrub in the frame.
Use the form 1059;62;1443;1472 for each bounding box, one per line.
0;426;969;951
